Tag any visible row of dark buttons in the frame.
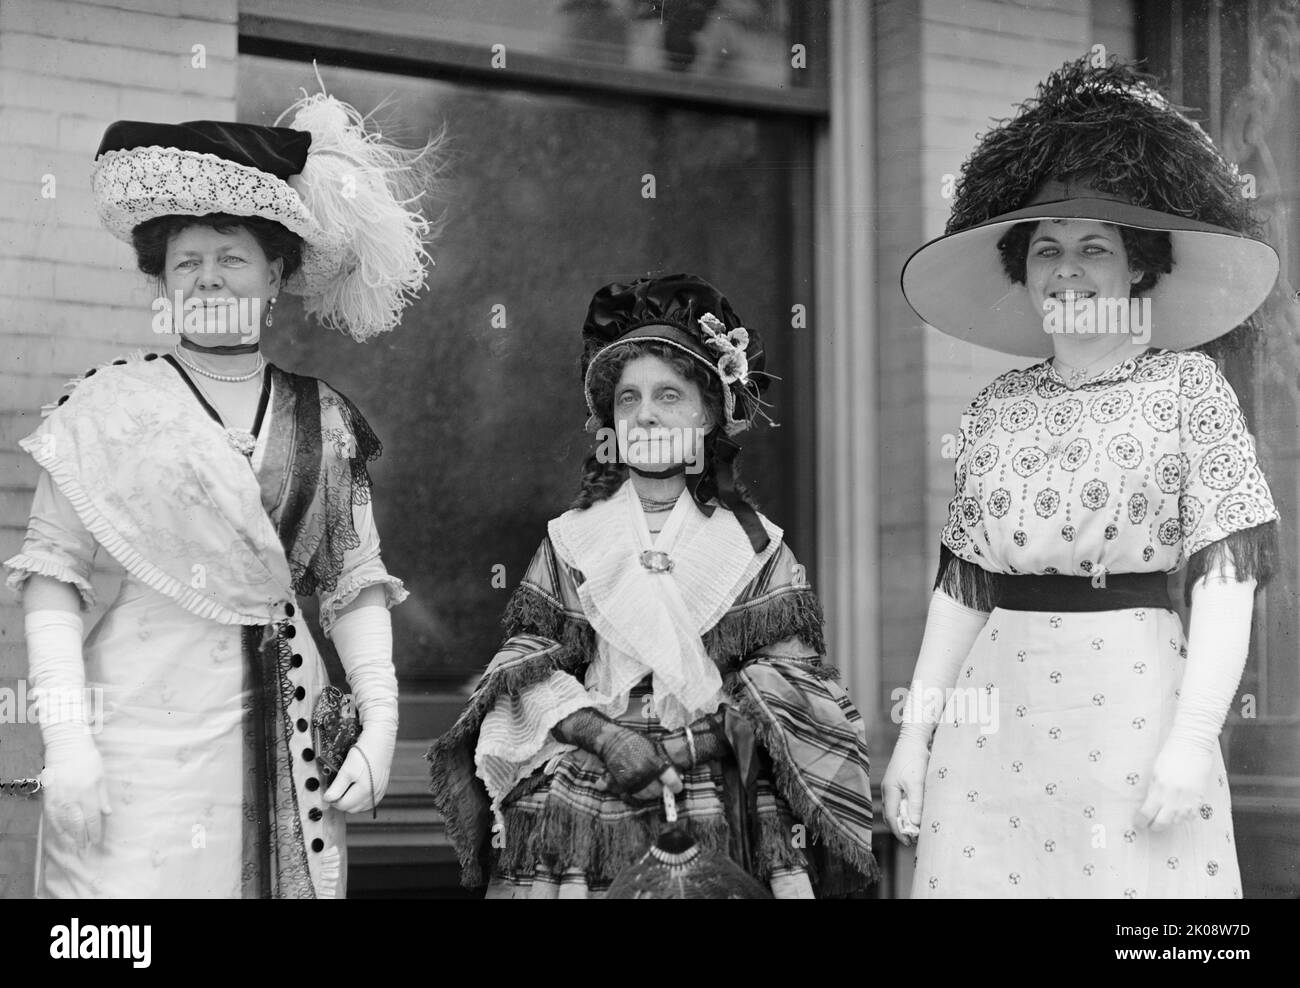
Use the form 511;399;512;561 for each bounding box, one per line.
279;603;327;856
56;355;161;405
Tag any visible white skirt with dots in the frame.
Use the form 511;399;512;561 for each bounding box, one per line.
911;605;1241;899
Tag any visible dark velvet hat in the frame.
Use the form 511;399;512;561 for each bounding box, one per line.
581;274;773;552
581;274;768;435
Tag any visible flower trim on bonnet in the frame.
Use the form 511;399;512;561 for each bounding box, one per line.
697;313;775;435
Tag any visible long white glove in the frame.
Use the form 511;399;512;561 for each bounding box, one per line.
323;603;398;814
882;589;988;846
26;609;110;847
1138;564;1255;831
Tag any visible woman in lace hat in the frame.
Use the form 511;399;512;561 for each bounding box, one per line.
5;92;440;898
428;274;878;898
884;56;1281;898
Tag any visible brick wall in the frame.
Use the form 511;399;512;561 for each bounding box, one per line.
874;0;1137;738
0;0;237;899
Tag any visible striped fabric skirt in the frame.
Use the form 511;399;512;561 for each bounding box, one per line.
487;682;815;899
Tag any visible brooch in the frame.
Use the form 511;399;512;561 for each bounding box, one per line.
639;549;674;573
226;428;256;457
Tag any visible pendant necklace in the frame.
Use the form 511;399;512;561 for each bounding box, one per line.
1052;347;1129;388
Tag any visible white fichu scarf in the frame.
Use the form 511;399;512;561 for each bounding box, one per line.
548;479;783;729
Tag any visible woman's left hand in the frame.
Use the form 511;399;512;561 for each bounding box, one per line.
324;728;395;814
1136;739;1213;832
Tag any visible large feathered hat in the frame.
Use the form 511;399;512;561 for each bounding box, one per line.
901;56;1279;357
93;85;440;341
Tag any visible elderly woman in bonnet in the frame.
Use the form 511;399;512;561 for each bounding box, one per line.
5;93;439;898
885;56;1281;898
428;274;878;898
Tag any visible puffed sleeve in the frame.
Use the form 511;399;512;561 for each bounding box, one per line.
934;384;1002;611
3;470;98;609
1177;351;1279;594
316;498;408;636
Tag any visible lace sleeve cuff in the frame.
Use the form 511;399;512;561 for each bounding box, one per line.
4;552;96;609
318;559;408;637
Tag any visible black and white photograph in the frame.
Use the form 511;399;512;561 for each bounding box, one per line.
0;0;1296;953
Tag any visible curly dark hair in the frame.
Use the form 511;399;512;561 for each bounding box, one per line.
572;340;759;511
131;212;304;283
996;221;1173;293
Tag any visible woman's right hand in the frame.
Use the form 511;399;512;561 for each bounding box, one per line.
552;707;682;799
882;728;931;846
40;741;111;849
594;723;682;799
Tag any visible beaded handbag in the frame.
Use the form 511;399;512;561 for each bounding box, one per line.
311;686;376;819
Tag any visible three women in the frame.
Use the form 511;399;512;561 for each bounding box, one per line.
7;55;1284;901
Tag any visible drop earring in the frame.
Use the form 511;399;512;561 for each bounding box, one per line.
265;295;277;329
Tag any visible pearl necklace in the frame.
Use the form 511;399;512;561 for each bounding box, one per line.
174;345;265;383
638;494;680;513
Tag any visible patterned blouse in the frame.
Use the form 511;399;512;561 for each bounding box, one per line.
941;348;1278;578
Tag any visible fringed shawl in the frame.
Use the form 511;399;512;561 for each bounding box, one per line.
427;527;879;896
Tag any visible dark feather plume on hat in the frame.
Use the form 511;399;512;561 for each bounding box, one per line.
947;56;1259;237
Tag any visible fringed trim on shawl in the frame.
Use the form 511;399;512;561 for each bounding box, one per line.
501;583;596;655
498;799;734;885
934;543;1000;613
19;434;271;626
753;799;811;883
725;680;880;892
703;587;832;673
3;552;96;609
1184;520;1277;606
426;639;589;887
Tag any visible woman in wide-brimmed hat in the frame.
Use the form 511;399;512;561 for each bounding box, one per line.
427;274;878;898
883;56;1280;898
5;89;440;898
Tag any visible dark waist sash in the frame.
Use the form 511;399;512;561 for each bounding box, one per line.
997;571;1173;612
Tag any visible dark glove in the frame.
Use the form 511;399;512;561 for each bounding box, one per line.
660;710;731;772
552;708;670;795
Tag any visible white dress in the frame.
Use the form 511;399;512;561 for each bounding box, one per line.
912;348;1277;898
6;357;405;898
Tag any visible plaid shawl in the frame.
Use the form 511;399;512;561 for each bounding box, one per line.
427;534;879;896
